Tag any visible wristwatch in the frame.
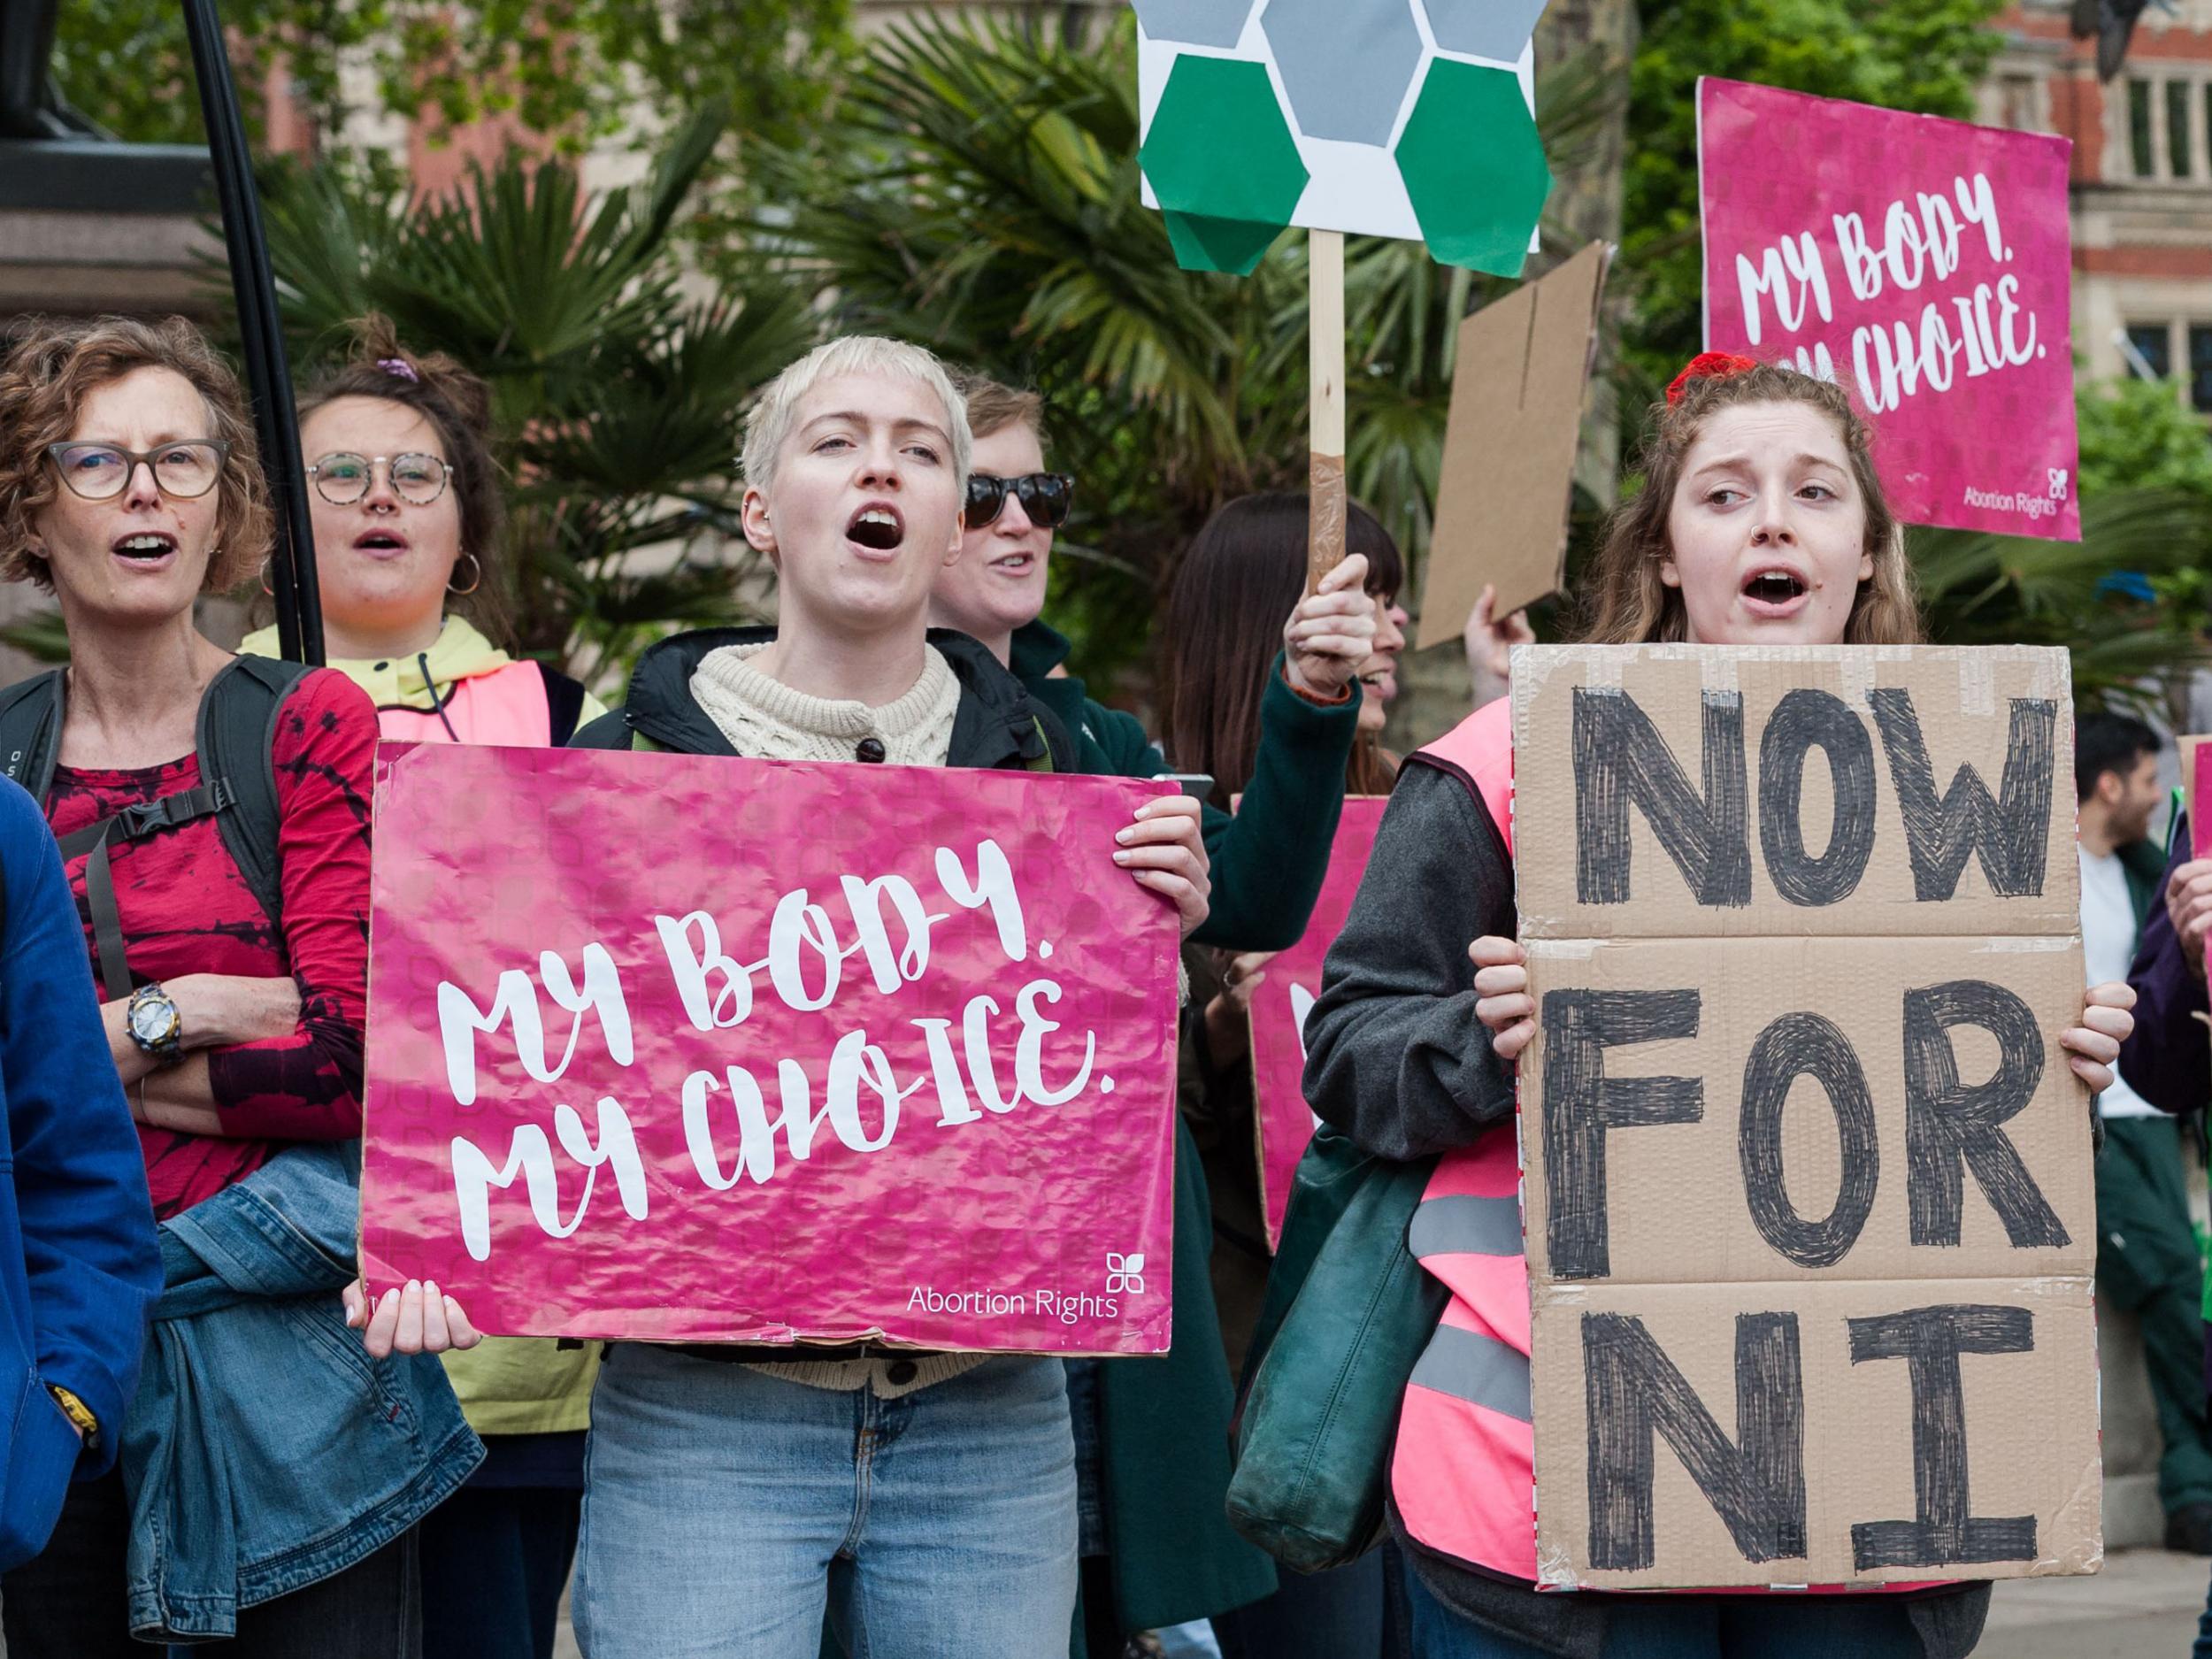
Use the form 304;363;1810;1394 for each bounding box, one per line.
125;983;183;1065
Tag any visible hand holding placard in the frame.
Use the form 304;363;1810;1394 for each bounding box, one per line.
361;745;1185;1355
1514;644;2100;1589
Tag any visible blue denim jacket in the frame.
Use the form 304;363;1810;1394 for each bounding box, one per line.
120;1141;482;1640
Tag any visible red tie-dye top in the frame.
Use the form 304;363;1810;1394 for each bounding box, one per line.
42;668;378;1219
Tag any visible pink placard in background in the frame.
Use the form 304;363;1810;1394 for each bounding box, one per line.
1699;77;2078;540
2196;742;2211;985
360;743;1180;1355
1245;796;1390;1249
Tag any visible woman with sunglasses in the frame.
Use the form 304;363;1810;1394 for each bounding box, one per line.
927;380;1373;1657
0;315;473;1655
243;318;603;749
242;319;602;1659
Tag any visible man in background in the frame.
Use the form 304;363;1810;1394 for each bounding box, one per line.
2080;710;2212;1554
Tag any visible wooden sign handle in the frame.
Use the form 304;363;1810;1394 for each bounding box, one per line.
1309;228;1347;591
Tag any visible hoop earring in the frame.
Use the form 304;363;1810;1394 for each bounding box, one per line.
257;556;274;597
447;552;481;596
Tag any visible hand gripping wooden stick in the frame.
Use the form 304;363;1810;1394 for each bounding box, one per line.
1308;228;1348;592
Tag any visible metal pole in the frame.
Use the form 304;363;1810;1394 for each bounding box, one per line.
180;0;323;664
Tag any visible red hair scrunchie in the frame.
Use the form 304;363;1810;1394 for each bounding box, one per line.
1664;351;1759;406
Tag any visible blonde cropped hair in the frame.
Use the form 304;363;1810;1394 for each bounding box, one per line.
740;336;972;499
0;315;271;594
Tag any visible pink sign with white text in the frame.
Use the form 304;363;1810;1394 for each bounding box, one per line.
359;742;1180;1355
1698;77;2079;540
1247;795;1389;1249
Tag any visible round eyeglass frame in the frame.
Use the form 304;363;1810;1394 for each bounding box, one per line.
44;441;231;502
307;451;454;507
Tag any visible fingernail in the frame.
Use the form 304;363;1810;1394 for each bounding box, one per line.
1113;851;1133;864
424;1281;439;1298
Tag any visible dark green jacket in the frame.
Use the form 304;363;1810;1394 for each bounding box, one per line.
1010;622;1289;1642
2122;836;2168;931
1010;621;1359;953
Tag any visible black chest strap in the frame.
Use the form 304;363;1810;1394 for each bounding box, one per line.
56;779;237;1002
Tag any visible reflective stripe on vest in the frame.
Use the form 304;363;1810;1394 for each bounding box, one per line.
1394;696;1929;1594
375;661;552;748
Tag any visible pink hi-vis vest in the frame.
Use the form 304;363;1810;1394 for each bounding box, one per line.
1393;698;1539;1580
373;660;553;747
1395;699;1932;1595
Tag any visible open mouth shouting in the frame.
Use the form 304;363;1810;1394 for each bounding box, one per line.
111;531;178;569
352;528;411;559
1739;563;1810;618
846;502;906;556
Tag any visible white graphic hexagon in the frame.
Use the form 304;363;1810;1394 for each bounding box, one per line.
1133;0;1258;49
1423;0;1550;65
1263;0;1425;148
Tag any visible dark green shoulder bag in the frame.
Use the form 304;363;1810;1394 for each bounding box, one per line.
1224;1124;1446;1574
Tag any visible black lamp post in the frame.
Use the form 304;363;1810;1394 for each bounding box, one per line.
180;0;323;664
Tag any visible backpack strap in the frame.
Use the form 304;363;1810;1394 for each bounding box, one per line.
46;657;311;1003
0;669;66;806
198;656;316;929
534;660;589;747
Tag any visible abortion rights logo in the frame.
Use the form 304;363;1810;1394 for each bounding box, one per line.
1105;1252;1148;1295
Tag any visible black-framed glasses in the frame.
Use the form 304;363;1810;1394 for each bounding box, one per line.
308;451;452;507
46;441;229;502
966;471;1074;529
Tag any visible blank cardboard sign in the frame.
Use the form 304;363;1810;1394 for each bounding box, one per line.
1513;644;2099;1590
1415;242;1610;648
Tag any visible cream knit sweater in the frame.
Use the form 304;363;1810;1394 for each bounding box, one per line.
691;640;961;768
689;637;981;1398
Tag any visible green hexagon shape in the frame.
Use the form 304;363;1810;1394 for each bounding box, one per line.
1141;55;1309;276
1395;59;1551;278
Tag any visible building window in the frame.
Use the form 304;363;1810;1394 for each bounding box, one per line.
2127;322;2174;380
1999;73;2039;131
2131;79;2156;178
2170;80;2195;178
2192;326;2212;412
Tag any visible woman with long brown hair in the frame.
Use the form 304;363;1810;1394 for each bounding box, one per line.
1303;357;2133;1659
1161;489;1411;1659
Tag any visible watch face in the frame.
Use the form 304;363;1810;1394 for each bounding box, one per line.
130;996;175;1044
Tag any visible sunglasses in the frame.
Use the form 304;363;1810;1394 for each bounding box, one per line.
966;472;1074;530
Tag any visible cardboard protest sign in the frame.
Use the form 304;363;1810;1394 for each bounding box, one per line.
359;744;1181;1356
1135;0;1549;275
1513;644;2098;1589
1698;78;2079;541
1246;795;1389;1248
1417;242;1611;644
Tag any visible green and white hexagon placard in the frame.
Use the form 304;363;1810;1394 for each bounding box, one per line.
1136;0;1552;277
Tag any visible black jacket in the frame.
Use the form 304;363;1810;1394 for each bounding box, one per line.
572;625;1074;772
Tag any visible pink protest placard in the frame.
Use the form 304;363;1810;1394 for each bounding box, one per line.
359;742;1180;1355
2195;740;2212;985
1245;796;1389;1248
1698;77;2078;540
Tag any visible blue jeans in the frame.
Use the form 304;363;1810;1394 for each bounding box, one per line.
574;1347;1077;1658
2194;1560;2212;1659
1401;1557;1925;1658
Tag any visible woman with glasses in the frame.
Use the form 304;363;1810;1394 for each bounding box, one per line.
0;314;474;1655
926;380;1374;1659
242;317;602;749
241;319;599;1659
243;319;599;1659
